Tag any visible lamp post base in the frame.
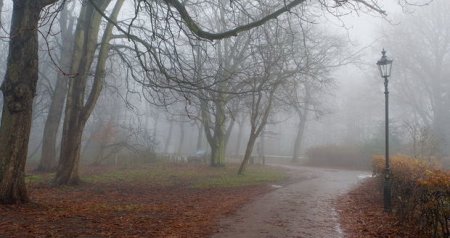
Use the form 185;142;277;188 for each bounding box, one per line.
384;169;392;212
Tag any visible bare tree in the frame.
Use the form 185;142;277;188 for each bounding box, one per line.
385;0;450;156
38;2;76;172
0;0;395;203
285;24;347;162
238;23;297;174
54;0;125;185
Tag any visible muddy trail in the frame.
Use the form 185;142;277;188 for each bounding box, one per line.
212;165;370;238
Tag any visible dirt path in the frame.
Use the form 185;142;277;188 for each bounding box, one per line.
212;165;370;238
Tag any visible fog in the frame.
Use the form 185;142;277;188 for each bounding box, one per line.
0;0;449;184
1;1;450;237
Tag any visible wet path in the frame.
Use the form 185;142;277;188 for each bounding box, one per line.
212;165;370;238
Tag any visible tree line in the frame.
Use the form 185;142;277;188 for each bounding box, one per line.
0;0;400;204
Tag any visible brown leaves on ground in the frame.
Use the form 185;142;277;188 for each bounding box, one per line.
336;178;425;238
0;164;274;238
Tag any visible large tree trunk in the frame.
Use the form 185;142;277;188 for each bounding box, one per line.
38;5;74;172
0;0;50;204
200;97;227;167
53;124;84;185
210;132;226;167
54;0;122;185
210;98;226;166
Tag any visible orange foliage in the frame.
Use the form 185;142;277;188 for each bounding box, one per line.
372;155;450;238
92;121;118;143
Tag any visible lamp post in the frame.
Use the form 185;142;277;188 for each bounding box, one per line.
377;49;393;212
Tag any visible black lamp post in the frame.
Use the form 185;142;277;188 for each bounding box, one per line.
377;49;393;212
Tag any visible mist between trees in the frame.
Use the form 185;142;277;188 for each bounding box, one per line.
0;0;447;204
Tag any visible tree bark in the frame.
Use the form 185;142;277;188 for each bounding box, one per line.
54;0;122;185
210;97;227;166
38;7;74;171
38;76;67;171
238;84;278;175
0;0;52;204
238;133;258;175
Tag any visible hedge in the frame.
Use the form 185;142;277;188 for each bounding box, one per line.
372;155;450;238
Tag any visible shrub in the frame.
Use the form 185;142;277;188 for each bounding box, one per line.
372;155;450;238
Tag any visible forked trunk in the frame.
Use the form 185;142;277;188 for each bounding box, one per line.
53;0;122;185
54;124;83;185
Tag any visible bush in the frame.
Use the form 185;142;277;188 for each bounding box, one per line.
372;155;450;238
305;144;370;170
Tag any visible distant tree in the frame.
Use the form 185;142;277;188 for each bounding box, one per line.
384;0;450;156
283;24;347;162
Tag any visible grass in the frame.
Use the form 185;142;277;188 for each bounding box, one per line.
26;162;288;189
194;166;287;188
25;173;54;185
5;161;284;238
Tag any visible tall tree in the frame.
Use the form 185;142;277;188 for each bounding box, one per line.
237;24;296;174
0;0;57;204
197;1;254;166
54;0;125;185
286;25;345;161
38;3;76;172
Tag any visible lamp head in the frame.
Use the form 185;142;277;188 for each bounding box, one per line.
377;49;393;78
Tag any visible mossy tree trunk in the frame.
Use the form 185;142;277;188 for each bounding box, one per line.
201;96;227;167
0;0;57;204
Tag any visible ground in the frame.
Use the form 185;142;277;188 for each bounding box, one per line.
0;162;418;237
212;165;369;238
0;163;281;237
336;178;423;238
